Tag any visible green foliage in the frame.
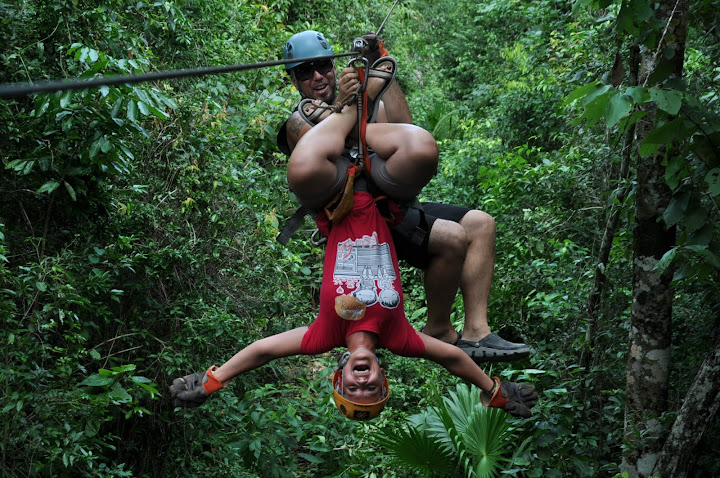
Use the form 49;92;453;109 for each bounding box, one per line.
563;59;720;283
2;0;720;475
375;382;522;478
0;247;161;476
167;364;363;477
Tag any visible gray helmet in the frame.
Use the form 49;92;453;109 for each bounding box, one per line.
283;30;334;71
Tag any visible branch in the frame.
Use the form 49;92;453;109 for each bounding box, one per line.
643;0;684;87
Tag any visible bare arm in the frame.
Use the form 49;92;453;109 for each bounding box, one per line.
286;112;313;151
418;331;495;393
376;82;412;124
212;326;308;383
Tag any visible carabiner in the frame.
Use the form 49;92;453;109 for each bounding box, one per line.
311;228;328;246
346;56;369;92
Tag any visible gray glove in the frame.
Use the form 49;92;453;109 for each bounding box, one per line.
482;377;538;418
500;381;538;418
170;367;227;408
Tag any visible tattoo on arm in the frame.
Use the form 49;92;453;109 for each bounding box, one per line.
288;113;307;137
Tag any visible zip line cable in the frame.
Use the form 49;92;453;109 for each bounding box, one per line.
375;0;402;37
0;0;403;99
0;52;357;99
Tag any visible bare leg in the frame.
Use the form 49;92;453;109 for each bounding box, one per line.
455;211;529;361
288;105;357;199
422;210;529;362
289;110;437;202
421;219;467;344
456;210;495;341
366;123;438;193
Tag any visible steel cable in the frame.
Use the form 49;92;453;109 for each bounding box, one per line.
0;52;357;99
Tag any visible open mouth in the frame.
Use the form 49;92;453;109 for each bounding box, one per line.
312;84;328;96
353;362;371;375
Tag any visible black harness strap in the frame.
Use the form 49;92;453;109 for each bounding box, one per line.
411;206;429;247
276;206;311;245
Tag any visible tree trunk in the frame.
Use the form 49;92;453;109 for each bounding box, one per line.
622;1;689;477
651;337;720;477
582;45;638;372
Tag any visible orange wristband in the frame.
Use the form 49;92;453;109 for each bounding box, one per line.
203;366;228;395
481;376;509;409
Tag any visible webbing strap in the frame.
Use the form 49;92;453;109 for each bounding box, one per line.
321;59;372;225
276;206;310;245
276;55;391;242
411;207;429;246
325;163;361;223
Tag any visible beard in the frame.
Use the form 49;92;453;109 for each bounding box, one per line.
299;75;337;104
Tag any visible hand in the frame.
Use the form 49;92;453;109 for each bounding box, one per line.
337;67;360;105
360;33;390;65
482;376;538;418
169;366;226;408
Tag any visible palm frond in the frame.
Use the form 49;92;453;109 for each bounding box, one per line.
464;406;513;478
375;425;457;477
375;383;517;478
411;406;454;449
437;392;476;478
441;383;484;436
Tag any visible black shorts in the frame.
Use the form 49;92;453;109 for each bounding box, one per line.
391;202;470;269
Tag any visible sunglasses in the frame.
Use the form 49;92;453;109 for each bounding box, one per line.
292;59;334;81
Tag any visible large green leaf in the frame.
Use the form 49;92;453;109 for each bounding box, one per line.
638;117;683;157
706;168;720;196
663;191;689;227
561;81;601;107
80;374;114;387
37;180;60;194
605;93;633;127
649;88;683;115
583;92;613;127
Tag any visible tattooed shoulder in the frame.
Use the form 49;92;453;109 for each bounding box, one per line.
287;113;307;137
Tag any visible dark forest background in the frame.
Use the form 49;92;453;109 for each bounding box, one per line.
1;0;719;476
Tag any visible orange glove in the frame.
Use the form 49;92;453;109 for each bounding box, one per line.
481;376;538;418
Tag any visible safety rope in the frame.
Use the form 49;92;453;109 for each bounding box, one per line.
0;52;358;99
323;40;377;225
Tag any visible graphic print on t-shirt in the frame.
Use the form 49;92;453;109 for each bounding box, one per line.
332;231;400;309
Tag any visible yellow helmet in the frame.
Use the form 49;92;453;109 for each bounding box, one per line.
332;368;389;421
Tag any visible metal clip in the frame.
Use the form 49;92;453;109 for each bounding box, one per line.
311;228;327;246
352;37;367;54
346;56;369;91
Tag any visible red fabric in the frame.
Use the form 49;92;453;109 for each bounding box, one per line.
355;65;371;174
301;192;425;357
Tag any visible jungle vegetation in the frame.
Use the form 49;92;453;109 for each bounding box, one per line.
1;0;719;477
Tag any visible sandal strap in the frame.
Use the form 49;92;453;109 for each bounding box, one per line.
367;56;397;123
